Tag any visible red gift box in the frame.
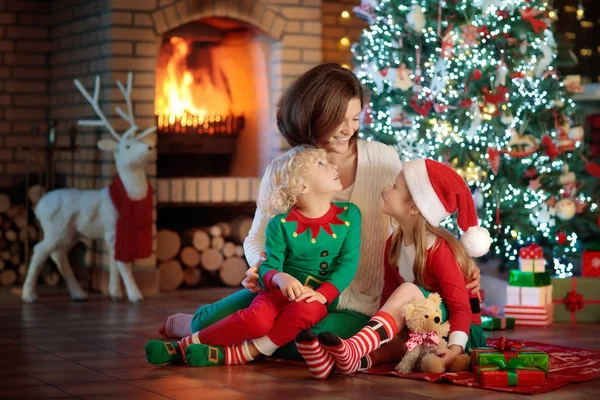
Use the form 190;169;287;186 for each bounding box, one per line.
519;244;543;259
582;250;600;277
476;367;546;387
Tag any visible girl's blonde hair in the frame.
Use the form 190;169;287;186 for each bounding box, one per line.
387;214;476;290
257;145;327;216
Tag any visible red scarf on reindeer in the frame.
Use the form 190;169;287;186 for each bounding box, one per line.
109;174;153;262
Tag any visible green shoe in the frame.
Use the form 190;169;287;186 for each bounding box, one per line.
185;344;225;367
145;340;182;365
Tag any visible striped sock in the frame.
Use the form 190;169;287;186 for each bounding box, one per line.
295;330;335;380
319;311;397;374
159;313;193;339
176;331;202;360
185;342;254;367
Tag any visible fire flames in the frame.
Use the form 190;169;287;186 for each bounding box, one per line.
155;37;232;124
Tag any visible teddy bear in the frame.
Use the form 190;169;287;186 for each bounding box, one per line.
394;292;471;374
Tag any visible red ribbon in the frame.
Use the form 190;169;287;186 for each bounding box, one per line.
519;8;548;34
406;331;440;352
564;290;584;312
495;337;524;352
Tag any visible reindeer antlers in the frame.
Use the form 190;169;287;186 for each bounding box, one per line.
74;76;121;141
74;72;156;141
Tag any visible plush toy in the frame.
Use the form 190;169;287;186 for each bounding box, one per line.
395;292;471;374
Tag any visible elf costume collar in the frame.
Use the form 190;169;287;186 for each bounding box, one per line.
109;174;153;262
285;203;347;240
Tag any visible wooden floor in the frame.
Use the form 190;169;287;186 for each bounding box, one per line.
2;287;599;400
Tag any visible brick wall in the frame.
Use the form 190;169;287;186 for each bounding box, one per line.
322;0;367;67
0;0;51;188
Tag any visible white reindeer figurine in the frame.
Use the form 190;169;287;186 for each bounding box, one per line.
21;72;156;303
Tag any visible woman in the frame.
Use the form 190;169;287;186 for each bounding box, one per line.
160;63;481;361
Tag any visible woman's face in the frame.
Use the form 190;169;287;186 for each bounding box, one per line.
320;98;362;154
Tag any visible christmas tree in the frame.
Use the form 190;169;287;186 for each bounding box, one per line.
352;0;600;275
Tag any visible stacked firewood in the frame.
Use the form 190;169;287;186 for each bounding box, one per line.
0;190;51;287
156;217;253;291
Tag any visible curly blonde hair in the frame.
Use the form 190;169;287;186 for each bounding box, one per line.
257;145;327;216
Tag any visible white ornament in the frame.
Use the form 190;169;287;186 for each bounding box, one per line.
429;58;448;97
394;63;414;91
563;75;584;93
407;5;426;33
500;112;514;125
467;102;482;140
388;104;413;128
353;0;379;24
535;30;556;77
531;203;556;229
393;130;427;159
555;199;576;221
569;125;584;141
472;188;484;209
550;99;565;108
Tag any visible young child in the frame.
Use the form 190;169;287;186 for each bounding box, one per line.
145;145;362;367
296;158;490;379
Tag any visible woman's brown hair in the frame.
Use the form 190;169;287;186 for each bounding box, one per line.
387;214;476;290
276;63;364;147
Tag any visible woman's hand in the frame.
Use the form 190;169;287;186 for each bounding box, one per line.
436;345;463;369
272;273;305;301
466;266;481;300
294;287;327;304
241;252;266;293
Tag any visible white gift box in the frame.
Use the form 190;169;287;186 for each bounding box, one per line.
504;304;554;327
519;258;546;273
506;285;552;306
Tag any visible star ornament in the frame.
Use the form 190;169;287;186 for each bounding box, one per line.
285;204;346;240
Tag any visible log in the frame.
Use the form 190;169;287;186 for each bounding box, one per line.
231;217;253;243
6;205;19;218
201;248;224;272
0;240;7;250
1;251;10;261
0;194;10;213
0;259;4;271
183;267;202;286
28;184;45;205
208;225;222;238
10;254;20;266
219;257;248;287
182;228;210;252
180;246;201;268
44;271;60;287
19;226;38;242
222;242;236;258
0;269;16;286
17;263;27;276
13;212;28;229
5;230;17;242
211;236;225;250
217;222;232;238
158;259;184;292
9;243;19;255
156;229;181;261
235;245;244;258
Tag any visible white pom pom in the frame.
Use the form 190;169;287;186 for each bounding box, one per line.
461;226;491;257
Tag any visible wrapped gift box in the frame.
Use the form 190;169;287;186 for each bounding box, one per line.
582;250;600;277
519;244;545;272
475;366;546;387
481;316;515;330
506;285;552;306
472;342;548;373
509;271;551;287
504;304;554;327
551;277;600;323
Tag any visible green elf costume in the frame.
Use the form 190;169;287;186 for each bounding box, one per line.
146;202;361;366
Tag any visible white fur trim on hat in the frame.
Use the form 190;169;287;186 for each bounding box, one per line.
461;226;492;257
403;159;450;227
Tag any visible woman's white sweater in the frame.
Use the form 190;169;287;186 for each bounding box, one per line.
244;140;403;317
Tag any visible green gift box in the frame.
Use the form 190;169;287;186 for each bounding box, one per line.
509;271;551;287
471;345;548;374
481;316;515;330
551;277;600;323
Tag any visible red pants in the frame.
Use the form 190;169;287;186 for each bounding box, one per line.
195;290;328;346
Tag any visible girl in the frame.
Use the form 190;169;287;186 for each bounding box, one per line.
296;158;490;379
146;145;362;366
157;64;481;362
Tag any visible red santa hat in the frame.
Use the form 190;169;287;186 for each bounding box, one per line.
403;159;491;257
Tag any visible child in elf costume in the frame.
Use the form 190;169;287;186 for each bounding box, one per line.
145;145;362;367
296;158;489;379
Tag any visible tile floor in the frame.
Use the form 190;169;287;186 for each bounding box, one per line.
1;287;599;399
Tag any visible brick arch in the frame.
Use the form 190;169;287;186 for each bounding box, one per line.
152;0;287;40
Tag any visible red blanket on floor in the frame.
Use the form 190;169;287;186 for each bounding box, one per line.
269;338;600;395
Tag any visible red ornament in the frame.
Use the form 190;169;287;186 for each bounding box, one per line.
473;69;482;80
487;147;500;174
497;9;510;19
520;7;548;34
524;168;537;178
557;232;567;245
542;135;560;160
482;85;509;106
